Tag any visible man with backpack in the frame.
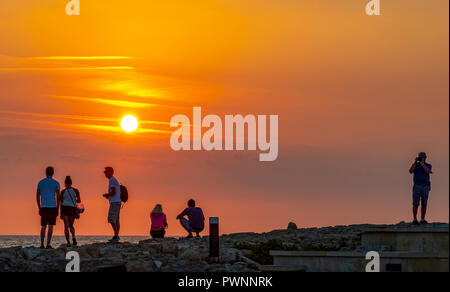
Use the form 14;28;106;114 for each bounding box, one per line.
103;166;122;242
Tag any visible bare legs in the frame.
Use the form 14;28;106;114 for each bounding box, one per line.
412;204;427;221
110;222;120;238
421;205;427;221
40;225;54;248
47;226;53;246
40;226;46;247
63;216;76;245
412;205;419;221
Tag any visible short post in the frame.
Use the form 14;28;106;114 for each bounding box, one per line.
209;217;219;259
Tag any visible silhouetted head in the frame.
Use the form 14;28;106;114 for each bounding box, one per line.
65;176;72;187
152;204;163;214
188;199;196;208
104;166;114;179
418;152;427;162
46;167;54;177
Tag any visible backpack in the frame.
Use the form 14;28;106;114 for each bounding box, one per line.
120;185;128;203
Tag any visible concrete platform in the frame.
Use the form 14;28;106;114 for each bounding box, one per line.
270;250;449;272
361;227;449;253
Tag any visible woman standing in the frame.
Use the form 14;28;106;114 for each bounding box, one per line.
150;204;168;238
60;176;81;246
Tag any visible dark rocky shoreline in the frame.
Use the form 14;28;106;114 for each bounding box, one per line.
0;222;447;272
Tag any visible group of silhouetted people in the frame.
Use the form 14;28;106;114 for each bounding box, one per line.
36;166;205;249
36;151;433;249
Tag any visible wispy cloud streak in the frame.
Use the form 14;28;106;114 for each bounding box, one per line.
31;56;134;60
0;110;172;126
0;110;173;134
51;95;157;109
0;66;134;71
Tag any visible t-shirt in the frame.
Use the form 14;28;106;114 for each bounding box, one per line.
181;207;205;230
151;213;167;229
61;188;79;207
108;176;122;203
37;177;60;208
413;163;432;185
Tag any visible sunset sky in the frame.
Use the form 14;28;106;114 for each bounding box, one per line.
0;0;448;236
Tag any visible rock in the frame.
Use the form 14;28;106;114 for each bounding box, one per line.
41;248;66;260
154;260;163;270
239;249;252;257
230;261;249;272
177;242;192;253
76;247;91;259
287;222;298;230
126;260;154;272
23;247;41;260
29;262;45;272
240;256;261;268
138;239;153;245
179;248;206;261
206;263;229;272
161;241;178;255
86;246;101;258
139;242;162;252
220;248;240;263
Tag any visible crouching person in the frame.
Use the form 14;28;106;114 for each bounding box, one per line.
176;199;205;238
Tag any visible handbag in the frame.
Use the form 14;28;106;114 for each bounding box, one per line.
66;188;84;219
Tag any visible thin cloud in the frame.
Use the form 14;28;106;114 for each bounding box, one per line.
51;95;158;109
0;110;117;123
74;124;123;132
31;56;134;60
0;110;173;134
0;110;172;126
0;66;134;71
76;124;172;134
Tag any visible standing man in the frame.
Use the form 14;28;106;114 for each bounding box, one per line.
36;166;60;249
409;152;433;225
103;167;122;242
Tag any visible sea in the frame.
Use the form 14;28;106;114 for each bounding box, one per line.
0;235;149;249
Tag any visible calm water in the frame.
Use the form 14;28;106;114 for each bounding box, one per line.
0;235;149;249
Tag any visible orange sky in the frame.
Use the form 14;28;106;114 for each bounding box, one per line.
0;0;448;236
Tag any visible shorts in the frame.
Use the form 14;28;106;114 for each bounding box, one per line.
413;184;430;206
150;229;166;239
40;208;58;226
180;218;204;233
108;202;121;223
61;205;77;218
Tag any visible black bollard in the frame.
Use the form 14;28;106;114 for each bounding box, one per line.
209;217;219;258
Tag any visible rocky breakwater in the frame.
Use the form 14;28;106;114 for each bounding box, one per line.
1;222;447;272
0;237;260;272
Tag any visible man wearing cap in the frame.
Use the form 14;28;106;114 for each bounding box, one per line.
409;152;433;225
103;167;122;242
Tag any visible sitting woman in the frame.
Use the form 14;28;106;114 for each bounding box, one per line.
150;204;168;239
60;176;81;247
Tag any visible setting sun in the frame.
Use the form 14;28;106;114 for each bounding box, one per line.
121;115;139;132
